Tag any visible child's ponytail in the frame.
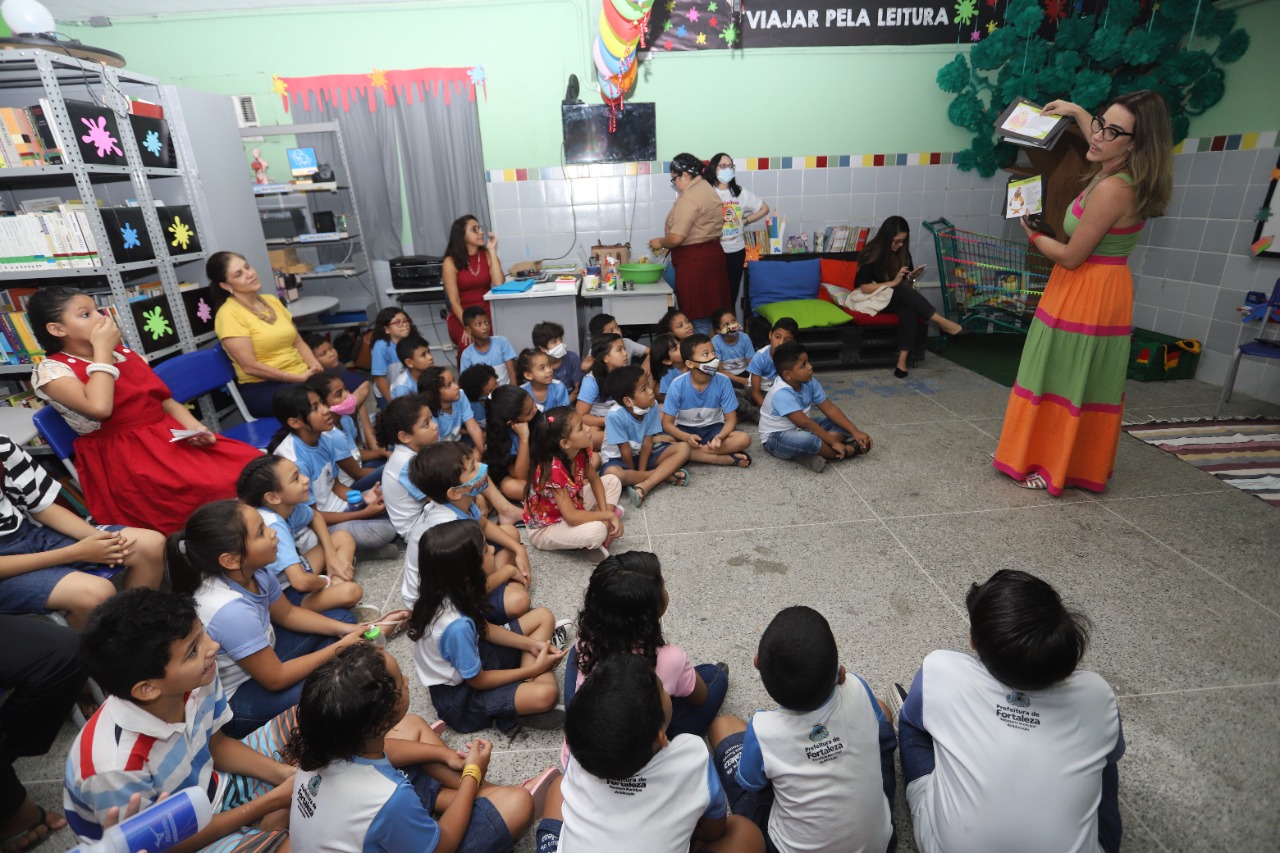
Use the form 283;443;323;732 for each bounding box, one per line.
167;499;250;597
481;385;532;470
417;366;448;416
406;520;490;642
267;385;316;453
648;333;677;382
576;552;667;678
588;334;622;384
235;456;285;507
525;405;576;498
375;395;427;449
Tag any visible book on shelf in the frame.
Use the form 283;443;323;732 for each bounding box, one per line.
0;210;99;270
0;105;67;168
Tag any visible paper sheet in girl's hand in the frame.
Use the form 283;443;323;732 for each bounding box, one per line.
1006;176;1043;219
169;428;208;442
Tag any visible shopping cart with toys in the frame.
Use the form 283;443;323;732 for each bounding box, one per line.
924;218;1054;339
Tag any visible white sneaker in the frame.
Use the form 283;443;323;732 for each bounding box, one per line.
551;619;573;651
884;682;907;728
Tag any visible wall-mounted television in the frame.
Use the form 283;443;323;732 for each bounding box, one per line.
562;103;656;165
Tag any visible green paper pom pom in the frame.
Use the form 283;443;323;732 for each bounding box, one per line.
1055;16;1094;52
937;54;971;93
1124;30;1162;65
1200;7;1235;40
1089;28;1125;68
1054;50;1082;73
1216;29;1249;64
1186;69;1225;113
971;26;1017;69
948;92;989;132
1008;0;1042;37
1105;0;1140;28
1070;70;1113;110
1170;113;1190;144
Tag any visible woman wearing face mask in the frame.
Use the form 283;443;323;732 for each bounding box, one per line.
706;153;769;320
648;153;730;333
997;90;1172;495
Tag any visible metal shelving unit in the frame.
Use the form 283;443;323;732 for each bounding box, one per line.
240;122;372;315
0;50;209;369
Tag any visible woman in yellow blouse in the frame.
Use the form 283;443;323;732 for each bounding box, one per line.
210;251;324;417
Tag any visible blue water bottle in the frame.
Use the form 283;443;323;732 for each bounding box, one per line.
68;787;212;852
346;489;367;511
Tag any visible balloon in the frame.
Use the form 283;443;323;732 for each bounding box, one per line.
1;0;55;33
610;0;648;23
593;35;630;77
620;62;637;91
598;10;636;59
602;0;642;41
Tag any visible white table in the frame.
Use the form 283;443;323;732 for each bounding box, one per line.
285;295;340;318
581;282;674;328
0;406;37;445
485;282;580;353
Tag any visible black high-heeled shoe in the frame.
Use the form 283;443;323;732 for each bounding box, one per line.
893;367;909;379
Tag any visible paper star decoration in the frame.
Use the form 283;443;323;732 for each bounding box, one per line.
120;222;140;250
142;306;173;340
987;20;998;32
688;7;700;21
368;68;388;89
971;28;981;40
708;0;718;9
168;215;194;250
196;297;212;323
955;0;979;25
709;15;718;27
664;19;673;31
696;31;707;44
271;76;288;97
79;116;121;158
677;24;687;36
666;0;675;10
142;130;162;157
720;20;738;44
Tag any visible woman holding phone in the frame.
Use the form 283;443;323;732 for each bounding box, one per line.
996;90;1172;494
442;214;504;358
855;215;964;378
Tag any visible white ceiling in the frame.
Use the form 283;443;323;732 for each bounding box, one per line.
45;0;440;23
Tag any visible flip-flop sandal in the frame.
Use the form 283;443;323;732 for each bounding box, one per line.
1;805;63;853
630;485;647;507
667;468;691;487
1014;473;1048;490
730;452;752;468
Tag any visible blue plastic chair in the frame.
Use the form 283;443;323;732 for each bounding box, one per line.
33;404;82;485
152;342;279;450
1216;277;1280;419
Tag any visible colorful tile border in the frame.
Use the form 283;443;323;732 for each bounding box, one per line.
488;132;1278;182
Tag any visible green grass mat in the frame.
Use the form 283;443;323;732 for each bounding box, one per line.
934;334;1027;386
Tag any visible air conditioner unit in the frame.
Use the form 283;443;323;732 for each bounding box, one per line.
232;95;259;128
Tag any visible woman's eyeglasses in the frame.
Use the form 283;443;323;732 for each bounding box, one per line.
1090;115;1134;142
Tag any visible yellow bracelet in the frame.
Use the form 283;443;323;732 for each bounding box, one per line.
461;764;483;784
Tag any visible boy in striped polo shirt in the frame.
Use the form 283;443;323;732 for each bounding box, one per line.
64;589;294;853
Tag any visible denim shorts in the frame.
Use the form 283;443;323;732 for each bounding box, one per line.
680;422;727;445
713;731;779;849
0;520;126;614
600;441;672;473
402;767;513;853
428;620;524;733
761;417;849;460
485;583;511;623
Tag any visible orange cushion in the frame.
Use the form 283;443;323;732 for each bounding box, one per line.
820;258;859;289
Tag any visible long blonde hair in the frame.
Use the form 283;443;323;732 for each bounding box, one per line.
1084;89;1173;219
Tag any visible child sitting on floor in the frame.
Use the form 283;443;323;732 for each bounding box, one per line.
711;306;759;422
376;395;439;538
370;307;418;402
532;320;583;399
403;442;531;623
236;455;363;614
64;589;294;850
459;306;518;386
655;308;695;343
306;331;377;443
390;334;435;400
307;372;388;487
285;641;546;852
602;366;691;506
758;342;872;474
270;385;397;551
897;570;1124;853
169;500;366;738
459;364;499;429
660;335;752;468
420;366;485;448
519;347;571;413
536;653;763;853
649;333;684;405
481;385;539;502
409;520;565;735
709;605;896;853
748;317;798;410
575;334;629;450
522;407;623;564
587;313;649;368
0;434;163;628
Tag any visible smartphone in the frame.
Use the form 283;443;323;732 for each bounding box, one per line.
907;265;926;280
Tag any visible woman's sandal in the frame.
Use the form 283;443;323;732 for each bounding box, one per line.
1014;472;1048;490
0;804;64;853
730;452;752;469
666;468;690;487
630;484;647;507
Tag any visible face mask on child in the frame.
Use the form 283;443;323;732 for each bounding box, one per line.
695;357;720;376
717;168;735;183
629;403;651;416
329;394;359;416
459;463;489;497
719;322;741;335
547;343;568;359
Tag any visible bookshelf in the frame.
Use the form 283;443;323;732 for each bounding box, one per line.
0;49;212;381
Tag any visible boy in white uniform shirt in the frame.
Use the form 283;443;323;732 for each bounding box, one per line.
897;569;1124;853
535;654;763;853
709;606;895;853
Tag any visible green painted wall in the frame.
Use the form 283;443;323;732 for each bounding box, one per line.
59;0;1280;171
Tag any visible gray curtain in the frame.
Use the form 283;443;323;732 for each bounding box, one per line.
391;79;491;256
293;81;488;260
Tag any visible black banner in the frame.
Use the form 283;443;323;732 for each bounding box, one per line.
647;0;1006;52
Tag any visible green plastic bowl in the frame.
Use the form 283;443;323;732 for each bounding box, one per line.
617;263;666;284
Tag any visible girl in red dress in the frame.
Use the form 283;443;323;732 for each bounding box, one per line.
30;287;264;534
442;214;504;358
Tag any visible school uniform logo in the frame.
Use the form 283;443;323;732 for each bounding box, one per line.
297;773;321;818
1006;691;1031;708
808;724;830;742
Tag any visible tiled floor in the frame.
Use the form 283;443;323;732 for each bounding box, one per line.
16;356;1280;852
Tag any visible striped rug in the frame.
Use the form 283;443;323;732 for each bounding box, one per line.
1123;418;1280;507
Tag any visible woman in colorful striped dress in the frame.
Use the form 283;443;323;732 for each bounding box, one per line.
994;90;1172;493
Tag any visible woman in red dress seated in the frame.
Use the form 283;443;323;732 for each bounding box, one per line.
30;287;263;535
442;214;504;359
